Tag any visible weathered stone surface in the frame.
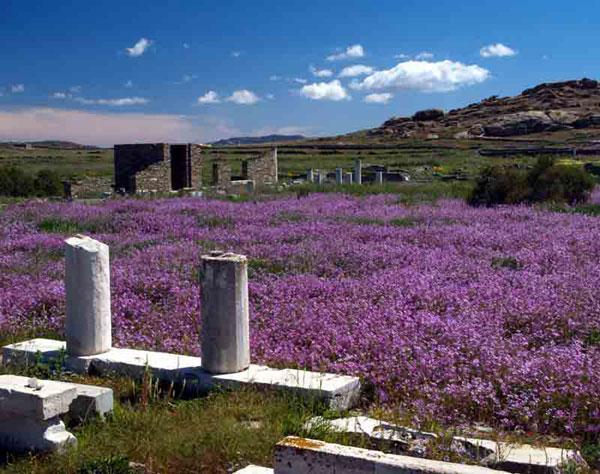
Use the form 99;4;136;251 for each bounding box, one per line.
0;374;113;421
0;417;76;453
274;437;511;474
2;339;361;410
200;252;250;374
65;235;112;357
0;375;77;421
233;465;273;474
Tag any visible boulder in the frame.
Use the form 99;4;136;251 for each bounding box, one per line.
483;111;554;137
412;109;445;122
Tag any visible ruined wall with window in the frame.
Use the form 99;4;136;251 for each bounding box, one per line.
114;143;206;194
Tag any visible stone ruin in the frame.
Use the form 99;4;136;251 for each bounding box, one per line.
63;144;278;198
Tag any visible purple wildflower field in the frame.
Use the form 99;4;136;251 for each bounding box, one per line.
0;194;599;437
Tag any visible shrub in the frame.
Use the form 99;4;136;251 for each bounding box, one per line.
469;157;595;207
467;166;529;207
0;166;35;197
0;167;64;197
34;169;63;196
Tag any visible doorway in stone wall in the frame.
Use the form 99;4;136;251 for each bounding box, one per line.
170;145;191;190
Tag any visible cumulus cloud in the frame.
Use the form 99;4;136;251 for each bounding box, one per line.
326;44;364;61
11;84;25;93
480;43;517;58
338;64;374;78
394;53;409;59
126;38;152;57
364;93;393;104
310;66;333;78
415;51;434;60
74;97;148;106
52;92;68;99
351;60;489;93
293;78;307;84
226;89;260;105
197;91;220;104
300;80;350;101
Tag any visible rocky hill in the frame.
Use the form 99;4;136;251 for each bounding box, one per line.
369;78;600;140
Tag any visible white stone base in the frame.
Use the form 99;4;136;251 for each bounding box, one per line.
274;437;511;474
3;339;361;410
0;374;113;421
233;465;273;474
305;416;585;473
0;417;76;453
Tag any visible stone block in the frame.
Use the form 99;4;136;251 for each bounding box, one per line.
233;465;273;474
0;375;77;421
274;437;511;474
2;339;361;410
0;417;76;453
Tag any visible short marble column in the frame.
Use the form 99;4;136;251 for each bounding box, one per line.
375;171;384;185
200;252;250;374
335;168;343;185
345;172;353;184
65;235;112;357
306;169;314;183
354;160;362;185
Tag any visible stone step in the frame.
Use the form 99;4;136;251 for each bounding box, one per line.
3;338;360;410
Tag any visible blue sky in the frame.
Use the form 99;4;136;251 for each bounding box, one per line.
0;0;598;145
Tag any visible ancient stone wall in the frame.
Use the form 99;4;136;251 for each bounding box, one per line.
134;160;172;194
114;143;169;193
246;147;278;186
190;144;205;189
64;176;113;199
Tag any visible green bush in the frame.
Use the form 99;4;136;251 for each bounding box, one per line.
34;169;63;196
467;166;529;207
469;157;595;207
0;167;64;197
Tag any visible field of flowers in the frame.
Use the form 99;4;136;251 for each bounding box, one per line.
0;194;598;438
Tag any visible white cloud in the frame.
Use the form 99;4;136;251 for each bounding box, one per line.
124;80;133;88
52;92;68;99
415;51;434;60
266;93;275;100
339;64;374;78
327;44;364;61
126;38;152;57
394;53;409;59
11;84;25;93
364;93;393;104
183;43;190;49
310;66;333;78
300;80;350;101
197;90;221;104
479;43;517;58
74;97;148;106
226;89;260;105
352;60;489;93
293;78;307;84
231;51;241;58
69;85;82;93
269;75;282;81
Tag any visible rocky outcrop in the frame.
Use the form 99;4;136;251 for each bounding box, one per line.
369;78;600;139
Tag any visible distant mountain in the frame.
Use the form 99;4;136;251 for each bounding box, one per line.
0;140;101;150
210;134;306;146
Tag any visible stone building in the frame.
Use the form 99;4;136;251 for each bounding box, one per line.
114;143;206;194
